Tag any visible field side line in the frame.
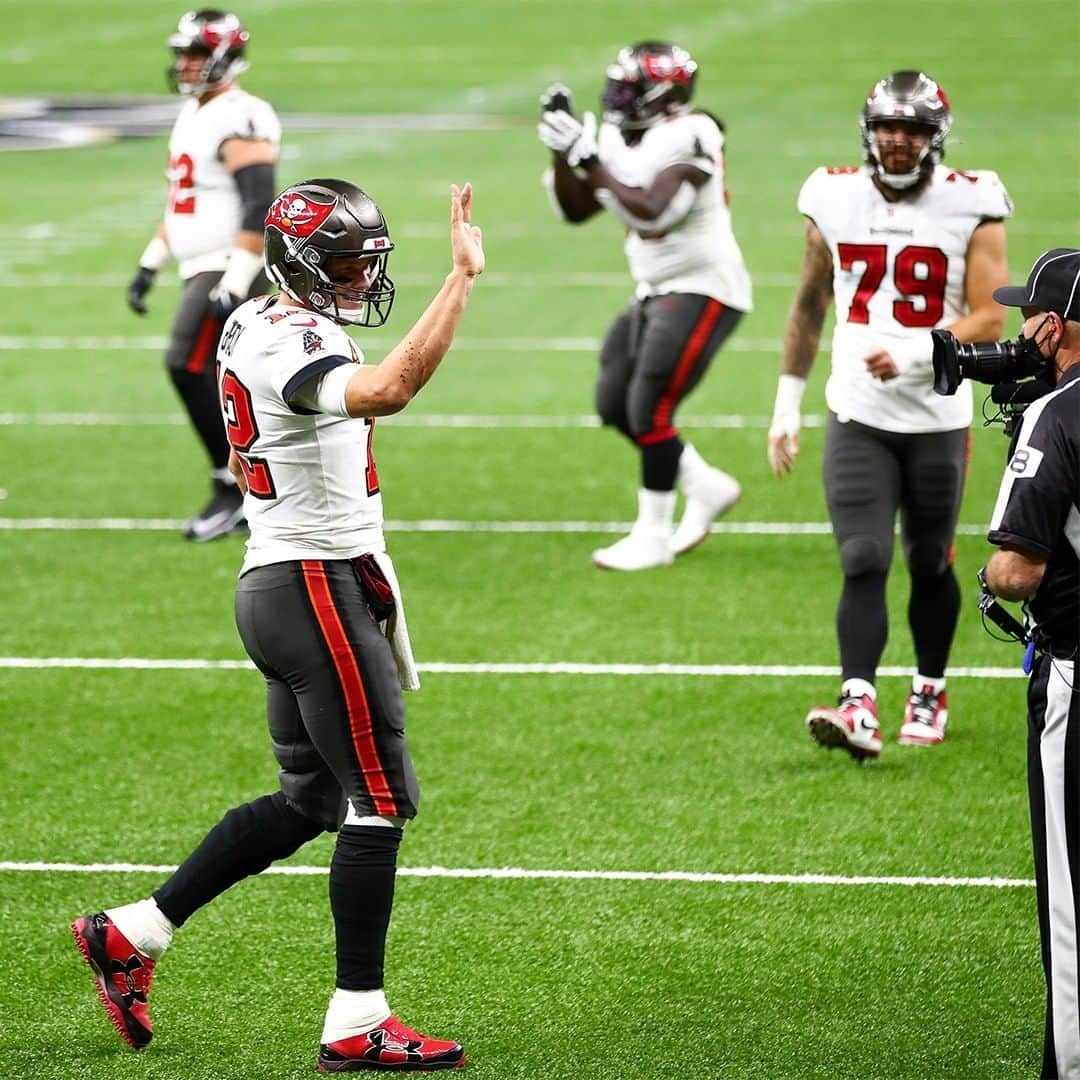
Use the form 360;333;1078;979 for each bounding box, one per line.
0;657;1027;678
0;861;1034;889
0;518;992;536
0;336;781;354
0;412;829;430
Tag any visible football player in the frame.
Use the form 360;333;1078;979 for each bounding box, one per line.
768;71;1012;758
72;179;484;1071
127;9;280;541
538;42;753;570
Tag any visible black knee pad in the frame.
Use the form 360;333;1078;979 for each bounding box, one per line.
839;535;889;578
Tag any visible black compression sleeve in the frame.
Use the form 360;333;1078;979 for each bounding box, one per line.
233;162;277;232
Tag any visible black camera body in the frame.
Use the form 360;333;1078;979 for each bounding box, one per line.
931;329;1054;437
931;328;1050;395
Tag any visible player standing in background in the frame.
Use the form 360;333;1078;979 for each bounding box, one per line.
768;71;1012;759
72;178;484;1071
127;9;279;541
537;42;752;571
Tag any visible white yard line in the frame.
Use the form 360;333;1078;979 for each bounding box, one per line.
0;271;800;288
0;657;1026;678
0;517;990;536
0;335;781;353
0;412;826;429
0;860;1033;889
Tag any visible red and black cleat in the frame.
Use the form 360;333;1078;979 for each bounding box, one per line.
71;912;156;1050
318;1015;465;1072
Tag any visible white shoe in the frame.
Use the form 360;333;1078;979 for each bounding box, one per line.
671;446;740;556
592;528;675;571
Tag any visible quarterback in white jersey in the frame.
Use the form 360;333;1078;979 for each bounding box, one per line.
539;42;751;571
768;71;1011;760
70;180;483;1070
219;299;384;574
126;10;280;543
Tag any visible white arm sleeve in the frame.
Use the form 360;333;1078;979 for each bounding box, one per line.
540;167;570;222
290;363;356;417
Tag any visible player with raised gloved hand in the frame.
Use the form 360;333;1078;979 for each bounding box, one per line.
537;42;752;572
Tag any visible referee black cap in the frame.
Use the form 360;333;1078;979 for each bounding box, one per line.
994;248;1080;321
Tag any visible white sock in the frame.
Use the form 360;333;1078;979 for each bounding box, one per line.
321;987;392;1044
841;678;876;701
635;488;676;533
913;674;946;695
105;898;175;960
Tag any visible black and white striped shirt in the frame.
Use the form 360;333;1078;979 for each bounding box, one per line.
988;364;1080;654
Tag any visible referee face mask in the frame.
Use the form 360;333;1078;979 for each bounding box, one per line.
1018;312;1064;373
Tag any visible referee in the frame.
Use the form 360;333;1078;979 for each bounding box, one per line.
983;248;1080;1080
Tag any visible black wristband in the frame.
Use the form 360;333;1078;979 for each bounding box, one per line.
576;154;599;172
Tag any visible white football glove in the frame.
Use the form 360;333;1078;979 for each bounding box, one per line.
767;374;806;477
566;111;598;168
539;82;575;117
538;109;581;154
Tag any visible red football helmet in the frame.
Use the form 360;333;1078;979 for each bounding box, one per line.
167;9;250;97
602;42;698;136
859;70;952;189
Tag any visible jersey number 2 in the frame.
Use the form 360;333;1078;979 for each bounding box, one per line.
169;153;196;215
220;370;276;499
837;243;948;327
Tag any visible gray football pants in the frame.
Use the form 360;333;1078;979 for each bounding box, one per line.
823;413;969;579
595;294;743;441
234;559;420;831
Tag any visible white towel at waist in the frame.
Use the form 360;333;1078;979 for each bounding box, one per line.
371;550;420;692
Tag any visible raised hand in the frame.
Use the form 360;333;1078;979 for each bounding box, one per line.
540;83;575;118
450;183;484;278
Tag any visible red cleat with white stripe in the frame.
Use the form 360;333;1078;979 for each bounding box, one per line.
899;685;948;745
806;693;882;762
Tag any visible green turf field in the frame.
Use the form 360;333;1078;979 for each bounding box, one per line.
2;1;1078;1077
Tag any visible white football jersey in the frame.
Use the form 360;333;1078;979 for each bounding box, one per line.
216;297;384;575
165;87;281;279
799;163;1013;433
597;112;753;311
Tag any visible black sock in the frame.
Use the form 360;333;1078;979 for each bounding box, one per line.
153;792;323;926
909;567;961;679
330;825;403;990
837;571;889;684
638;435;684;491
169;367;231;469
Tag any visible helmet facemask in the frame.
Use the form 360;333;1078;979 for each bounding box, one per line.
299;248;395;327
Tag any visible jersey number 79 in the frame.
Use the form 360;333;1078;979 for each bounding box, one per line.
837;243;948;327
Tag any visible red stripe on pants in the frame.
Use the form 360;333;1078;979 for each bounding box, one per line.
646;299;725;437
301;561;398;817
185;315;221;375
